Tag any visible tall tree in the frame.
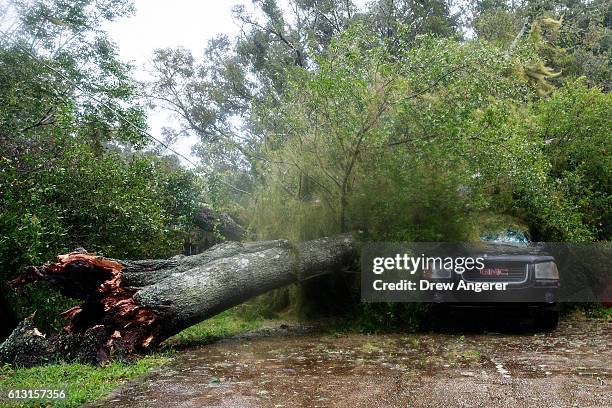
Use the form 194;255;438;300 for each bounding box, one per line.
147;0;462;187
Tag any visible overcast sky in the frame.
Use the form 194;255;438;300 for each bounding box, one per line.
104;0;369;166
104;0;250;165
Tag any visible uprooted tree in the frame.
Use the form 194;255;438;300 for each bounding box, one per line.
0;234;356;367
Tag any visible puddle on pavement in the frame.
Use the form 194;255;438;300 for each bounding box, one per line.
85;319;611;408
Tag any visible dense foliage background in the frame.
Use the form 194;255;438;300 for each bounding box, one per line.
1;0;610;335
0;0;202;334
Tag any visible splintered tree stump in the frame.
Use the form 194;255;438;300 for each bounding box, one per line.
0;235;356;366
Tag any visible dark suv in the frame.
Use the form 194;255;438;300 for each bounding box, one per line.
428;228;560;330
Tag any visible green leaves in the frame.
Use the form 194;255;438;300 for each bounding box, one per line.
0;1;204;327
0;133;202;328
2;0;147;147
247;17;609;243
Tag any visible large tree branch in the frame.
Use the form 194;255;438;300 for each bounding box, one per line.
1;234;356;367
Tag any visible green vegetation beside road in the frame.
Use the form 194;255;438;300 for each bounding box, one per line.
0;309;267;407
0;354;170;408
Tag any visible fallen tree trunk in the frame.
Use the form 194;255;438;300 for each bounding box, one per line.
1;234;356;366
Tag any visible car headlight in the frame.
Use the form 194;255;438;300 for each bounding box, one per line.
424;267;452;279
534;262;559;280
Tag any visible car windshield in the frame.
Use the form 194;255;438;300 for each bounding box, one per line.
480;228;530;245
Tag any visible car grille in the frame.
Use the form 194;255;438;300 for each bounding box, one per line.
462;262;528;283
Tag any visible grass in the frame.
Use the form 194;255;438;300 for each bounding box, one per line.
0;308;267;407
0;354;169;407
562;304;612;321
587;306;612;320
165;308;267;348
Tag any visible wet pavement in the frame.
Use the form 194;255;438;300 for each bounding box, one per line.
86;318;611;408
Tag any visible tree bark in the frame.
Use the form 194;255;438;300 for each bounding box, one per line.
0;234;356;366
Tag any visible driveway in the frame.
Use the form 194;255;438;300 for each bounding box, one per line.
86;317;611;407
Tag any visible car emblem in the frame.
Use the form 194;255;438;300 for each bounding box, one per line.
480;267;509;277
